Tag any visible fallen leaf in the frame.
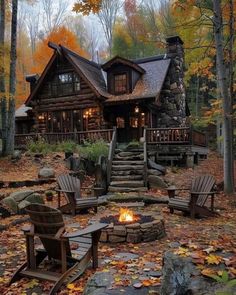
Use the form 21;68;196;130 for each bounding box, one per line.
206;254;222;265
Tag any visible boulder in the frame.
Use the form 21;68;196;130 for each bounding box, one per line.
18;193;44;214
148;169;162;176
10;190;34;202
83;272;113;295
161;251;196;295
11;150;22;161
148;175;168;189
38;167;55;179
161;251;222;295
1;192;44;215
2;197;18;214
148;159;166;175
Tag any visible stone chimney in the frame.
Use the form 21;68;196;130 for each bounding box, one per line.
26;74;39;93
158;35;187;127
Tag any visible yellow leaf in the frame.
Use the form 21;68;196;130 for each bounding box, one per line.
24;279;39;289
201;268;216;277
67;283;75;290
174;247;190;257
206;254;222;265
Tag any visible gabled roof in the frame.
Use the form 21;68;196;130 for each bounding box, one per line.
25;53;57;105
61;46;107;97
25;44;108;106
102;55;145;74
104;57;171;104
25;43;171;106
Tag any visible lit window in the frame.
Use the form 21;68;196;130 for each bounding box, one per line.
116;117;125;128
58;73;73;83
114;73;127;94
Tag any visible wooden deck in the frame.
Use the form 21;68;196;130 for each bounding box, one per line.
15;127;207;150
146;127;206;147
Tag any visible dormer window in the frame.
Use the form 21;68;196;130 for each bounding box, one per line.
114;73;127;94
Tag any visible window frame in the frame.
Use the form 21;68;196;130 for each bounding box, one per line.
41;71;81;98
113;72;128;95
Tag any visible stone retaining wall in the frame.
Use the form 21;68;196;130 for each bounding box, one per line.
100;215;165;243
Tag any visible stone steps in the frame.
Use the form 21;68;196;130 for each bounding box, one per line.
112;160;144;165
112;165;144;171
110;180;144;188
111;170;143;176
108;148;148;193
111;175;143;181
108;186;148;193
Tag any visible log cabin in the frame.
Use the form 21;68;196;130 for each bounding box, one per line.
15;36;207;169
17;36;190;140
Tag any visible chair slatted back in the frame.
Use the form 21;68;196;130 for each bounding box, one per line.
25;204;71;259
191;175;215;206
57;174;81;201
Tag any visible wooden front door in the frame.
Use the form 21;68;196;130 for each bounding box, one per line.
115;107;146;142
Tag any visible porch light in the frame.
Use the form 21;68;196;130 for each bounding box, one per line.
135;106;139;113
38;114;44;120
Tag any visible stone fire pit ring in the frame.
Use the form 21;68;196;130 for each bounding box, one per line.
99;213;165;243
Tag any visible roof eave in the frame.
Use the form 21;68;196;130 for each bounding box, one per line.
25;53;57;106
61;47;102;98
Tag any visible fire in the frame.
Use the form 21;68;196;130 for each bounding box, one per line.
119;208;135;222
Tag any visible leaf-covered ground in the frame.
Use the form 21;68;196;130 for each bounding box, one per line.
0;151;236;294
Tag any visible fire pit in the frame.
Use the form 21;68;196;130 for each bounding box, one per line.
99;208;165;243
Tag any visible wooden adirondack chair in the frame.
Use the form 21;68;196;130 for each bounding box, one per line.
168;175;217;218
56;174;98;215
9;204;107;295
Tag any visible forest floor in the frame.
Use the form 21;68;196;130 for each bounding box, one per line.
0;151;236;294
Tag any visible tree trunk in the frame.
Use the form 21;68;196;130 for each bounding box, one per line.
0;0;6;95
1;98;7;156
213;0;234;194
9;0;18;97
6;98;15;154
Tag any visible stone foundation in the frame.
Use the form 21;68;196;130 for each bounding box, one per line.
100;214;165;243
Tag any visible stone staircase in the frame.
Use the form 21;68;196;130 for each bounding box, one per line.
108;148;148;193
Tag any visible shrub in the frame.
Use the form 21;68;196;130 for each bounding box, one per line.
57;141;78;153
78;140;109;163
26;137;51;154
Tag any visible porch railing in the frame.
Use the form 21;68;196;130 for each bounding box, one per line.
107;127;117;185
146;127;207;147
15;129;113;147
143;127;148;187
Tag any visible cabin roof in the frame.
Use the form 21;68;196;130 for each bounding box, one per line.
25;43;171;105
104;58;171;104
15;104;32;118
60;46;108;98
102;55;146;74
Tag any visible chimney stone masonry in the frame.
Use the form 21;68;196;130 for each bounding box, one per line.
157;36;187;127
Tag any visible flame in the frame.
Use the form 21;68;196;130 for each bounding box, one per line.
119;208;135;222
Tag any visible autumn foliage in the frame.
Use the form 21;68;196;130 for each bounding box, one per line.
73;0;101;15
31;26;89;74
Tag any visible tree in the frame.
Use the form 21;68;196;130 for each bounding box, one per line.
7;0;18;155
0;0;6;97
212;0;234;194
73;0;101;15
32;26;89;74
74;0;121;57
96;0;121;57
41;0;69;34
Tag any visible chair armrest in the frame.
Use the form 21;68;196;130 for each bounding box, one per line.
55;188;75;193
63;223;108;238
